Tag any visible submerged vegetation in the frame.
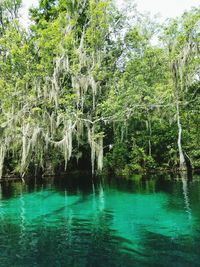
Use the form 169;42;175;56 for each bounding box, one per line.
0;0;200;178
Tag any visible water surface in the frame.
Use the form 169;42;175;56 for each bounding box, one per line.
0;174;200;267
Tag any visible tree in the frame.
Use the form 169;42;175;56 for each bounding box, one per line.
0;0;120;178
162;8;200;170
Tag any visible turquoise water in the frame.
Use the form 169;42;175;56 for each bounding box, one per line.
0;175;200;266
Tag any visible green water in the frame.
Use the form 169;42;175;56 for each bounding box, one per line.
0;174;200;267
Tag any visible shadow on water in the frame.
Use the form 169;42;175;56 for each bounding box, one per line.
140;230;200;267
0;213;146;267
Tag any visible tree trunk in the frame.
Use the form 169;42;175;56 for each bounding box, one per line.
176;101;186;170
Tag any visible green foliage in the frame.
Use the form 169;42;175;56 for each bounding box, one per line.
0;1;200;178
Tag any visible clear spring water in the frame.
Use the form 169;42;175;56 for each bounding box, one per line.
0;174;200;267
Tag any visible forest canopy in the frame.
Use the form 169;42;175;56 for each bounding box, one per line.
0;0;200;179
